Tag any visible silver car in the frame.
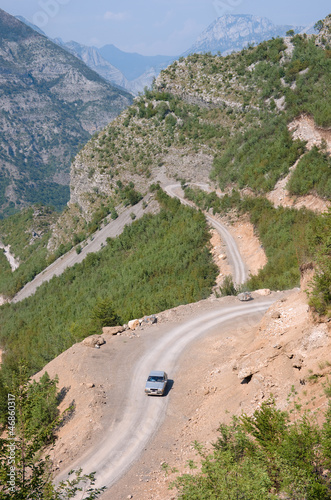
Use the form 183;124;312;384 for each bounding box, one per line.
145;370;168;396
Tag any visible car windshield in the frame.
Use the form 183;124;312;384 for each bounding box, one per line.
148;376;164;382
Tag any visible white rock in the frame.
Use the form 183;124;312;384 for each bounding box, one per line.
255;289;271;296
128;319;139;330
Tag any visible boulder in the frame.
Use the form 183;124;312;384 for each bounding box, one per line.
255;289;271;296
102;326;125;336
238;292;252;301
82;335;106;348
141;315;157;324
128;319;140;330
238;367;256;380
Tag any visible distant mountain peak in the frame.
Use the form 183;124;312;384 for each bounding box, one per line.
185;14;304;55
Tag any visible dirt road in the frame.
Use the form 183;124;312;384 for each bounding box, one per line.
57;296;284;492
165;183;247;284
12;198;151;303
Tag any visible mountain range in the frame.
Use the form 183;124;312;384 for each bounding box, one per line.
54;39;176;95
18;14;306;96
0;9;132;216
0;10;315;218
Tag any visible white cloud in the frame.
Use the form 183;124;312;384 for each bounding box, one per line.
103;11;128;21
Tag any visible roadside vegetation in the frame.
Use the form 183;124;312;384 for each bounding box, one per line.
0;190;217;381
287;145;331;199
0;367;105;499
307;208;331;317
184;186;320;291
171;394;331;499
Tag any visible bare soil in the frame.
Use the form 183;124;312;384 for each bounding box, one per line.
267;115;331;214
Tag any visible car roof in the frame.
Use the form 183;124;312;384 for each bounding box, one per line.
149;370;166;377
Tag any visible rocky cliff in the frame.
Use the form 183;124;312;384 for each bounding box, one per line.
0;9;132;216
58;40;175;96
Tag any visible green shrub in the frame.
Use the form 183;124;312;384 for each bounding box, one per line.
219;275;238;296
172;398;331;499
287;146;331;198
212;115;304;193
308;208;331;316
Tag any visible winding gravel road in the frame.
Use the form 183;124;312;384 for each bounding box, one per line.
59;297;282;491
20;180;260;492
165;183;247;285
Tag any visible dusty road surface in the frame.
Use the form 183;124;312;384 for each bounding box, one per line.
165;183;247;284
55;294;288;494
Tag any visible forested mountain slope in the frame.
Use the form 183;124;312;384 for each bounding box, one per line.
40;17;330;301
56;25;330;227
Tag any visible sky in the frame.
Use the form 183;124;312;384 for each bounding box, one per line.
0;0;330;55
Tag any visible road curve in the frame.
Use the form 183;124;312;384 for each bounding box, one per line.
164;184;247;285
57;297;281;491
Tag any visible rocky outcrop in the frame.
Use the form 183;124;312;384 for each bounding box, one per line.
102;326;125;336
315;14;331;48
128;315;158;330
82;335;106;348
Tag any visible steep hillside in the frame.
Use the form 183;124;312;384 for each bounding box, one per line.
54;39;129;91
56;28;330;228
0;9;132;217
40;20;330;304
315;13;331;46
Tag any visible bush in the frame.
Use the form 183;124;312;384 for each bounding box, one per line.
219;275;238;296
308;208;331;316
287;145;331;199
172;398;331;499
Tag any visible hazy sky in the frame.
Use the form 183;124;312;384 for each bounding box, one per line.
1;0;330;55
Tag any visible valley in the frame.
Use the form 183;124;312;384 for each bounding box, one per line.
0;9;330;500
